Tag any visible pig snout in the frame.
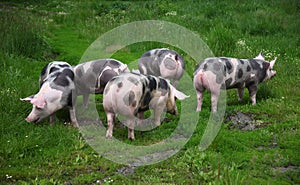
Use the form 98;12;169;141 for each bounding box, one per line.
25;116;39;123
25;113;41;123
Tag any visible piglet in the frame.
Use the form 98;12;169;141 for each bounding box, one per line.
193;52;277;112
21;61;78;127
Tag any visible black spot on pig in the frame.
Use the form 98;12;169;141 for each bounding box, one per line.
123;91;136;107
239;59;245;65
67;92;73;107
58;64;70;68
225;60;233;74
238;69;243;79
139;91;151;111
108;60;121;67
53;73;70;87
91;60;107;74
158;78;169;90
225;78;232;87
148;76;157;91
40;64;48;77
128;77;139;86
99;70;117;88
249;59;261;70
63;69;74;81
247;65;251;72
50;67;60;74
213;62;222;71
117;82;123;88
141;52;151;58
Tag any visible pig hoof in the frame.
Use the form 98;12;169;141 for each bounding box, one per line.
106;134;112;139
129;137;135;141
196;108;202;112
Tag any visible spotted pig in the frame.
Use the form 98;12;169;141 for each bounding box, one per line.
103;72;189;140
193;52;277;112
73;59;129;107
138;48;185;87
21;61;78;127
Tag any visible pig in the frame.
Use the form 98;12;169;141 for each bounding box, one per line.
138;48;185;87
73;59;130;107
103;72;189;140
193;52;277;112
21;61;78;127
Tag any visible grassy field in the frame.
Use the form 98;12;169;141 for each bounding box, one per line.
1;0;300;184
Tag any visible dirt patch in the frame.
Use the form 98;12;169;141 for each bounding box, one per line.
225;112;271;131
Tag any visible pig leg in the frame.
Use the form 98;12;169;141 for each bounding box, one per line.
127;118;135;140
83;94;89;108
211;90;220;113
196;90;204;112
69;106;78;128
248;85;258;105
49;113;56;124
106;112;115;139
237;87;244;103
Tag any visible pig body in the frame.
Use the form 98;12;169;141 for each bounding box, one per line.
21;61;78;127
103;72;189;140
193;52;277;112
73;59;130;107
138;48;185;87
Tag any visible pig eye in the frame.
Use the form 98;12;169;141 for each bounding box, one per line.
35;106;43;110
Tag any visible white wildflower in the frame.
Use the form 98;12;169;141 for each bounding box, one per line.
165;11;177;16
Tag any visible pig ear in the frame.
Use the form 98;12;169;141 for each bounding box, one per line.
31;95;46;108
120;64;129;72
255;51;265;60
270;57;277;69
173;88;190;100
20;95;35;103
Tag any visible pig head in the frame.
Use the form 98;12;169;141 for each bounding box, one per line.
73;59;129;107
21;62;78;127
193;52;277;112
138;48;185;87
103;72;189;140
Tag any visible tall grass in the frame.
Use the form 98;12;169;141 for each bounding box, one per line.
0;11;52;60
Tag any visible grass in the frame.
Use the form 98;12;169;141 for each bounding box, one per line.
0;0;300;184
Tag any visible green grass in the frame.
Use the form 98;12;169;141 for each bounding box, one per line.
1;0;300;184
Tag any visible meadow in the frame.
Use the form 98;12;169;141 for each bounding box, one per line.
0;0;299;184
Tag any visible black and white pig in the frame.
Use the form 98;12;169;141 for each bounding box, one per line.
73;59;130;107
193;52;277;112
138;48;185;87
21;61;78;127
103;72;189;140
